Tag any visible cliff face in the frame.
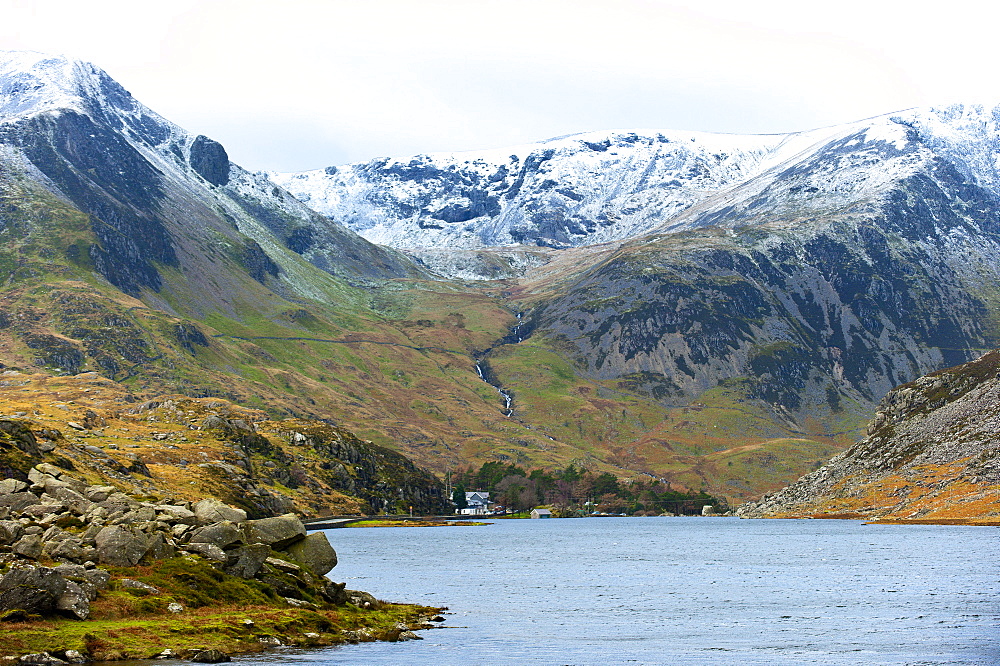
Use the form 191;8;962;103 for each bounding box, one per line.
736;350;1000;521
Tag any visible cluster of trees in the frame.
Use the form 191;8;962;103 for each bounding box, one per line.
451;462;727;516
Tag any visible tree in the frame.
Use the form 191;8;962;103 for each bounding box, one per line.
452;483;468;511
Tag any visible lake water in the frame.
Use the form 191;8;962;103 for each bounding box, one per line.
227;517;1000;665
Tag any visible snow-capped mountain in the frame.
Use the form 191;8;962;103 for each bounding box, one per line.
273;105;1000;279
0;51;422;302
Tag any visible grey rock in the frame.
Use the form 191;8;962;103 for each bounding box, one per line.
188;521;242;549
41;526;67;542
0;519;24;545
16;653;67;664
0;492;41;512
23;503;64;518
264;556;301;574
55;580;90;619
119;578;159;594
13;534;43;559
0;478;28;494
347;589;378;609
284;531;338;576
94;525;149;566
243;513;306;550
52;563;87;578
52;488;95;516
193;498;247;524
185;542;227;562
46;537;85;562
157;504;197;525
224;544;270;579
190;648;231;663
144;532;175;561
84;485;116;502
0;565;66;614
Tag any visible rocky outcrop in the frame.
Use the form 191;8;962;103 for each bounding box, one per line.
737;350;1000;521
0;463;347;621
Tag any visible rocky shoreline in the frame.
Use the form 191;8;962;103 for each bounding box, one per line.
0;463;441;663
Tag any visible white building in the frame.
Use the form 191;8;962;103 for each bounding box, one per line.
460;491;490;515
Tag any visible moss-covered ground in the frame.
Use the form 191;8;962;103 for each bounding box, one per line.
0;556;441;661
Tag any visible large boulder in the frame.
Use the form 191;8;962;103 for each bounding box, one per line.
224;545;270;579
0;491;41;512
188;521;242;549
284;532;338;576
242;514;306;550
0;519;24;545
193;498;247;524
157;504;197;525
185;542;227;563
94;525;149;566
0;565;66;615
0;478;28;494
56;580;90;619
13;534;43;560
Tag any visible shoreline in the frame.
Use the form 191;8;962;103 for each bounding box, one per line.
3;601;445;663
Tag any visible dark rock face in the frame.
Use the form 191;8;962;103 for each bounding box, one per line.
240;239;280;283
280;422;451;515
528;166;1000;420
0;565;66;615
189;135;230;186
1;111;175;294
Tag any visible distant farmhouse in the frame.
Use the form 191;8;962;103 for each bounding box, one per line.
461;491;490;515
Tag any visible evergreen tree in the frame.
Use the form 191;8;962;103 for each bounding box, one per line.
452;483;468;510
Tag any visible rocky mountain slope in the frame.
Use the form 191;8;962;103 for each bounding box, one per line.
737;349;1000;522
11;49;1000;505
0;370;448;517
0;51;424;300
272;105;1000;502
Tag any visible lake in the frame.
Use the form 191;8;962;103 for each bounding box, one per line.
227;516;1000;665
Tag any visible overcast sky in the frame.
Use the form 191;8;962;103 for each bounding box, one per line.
2;0;995;172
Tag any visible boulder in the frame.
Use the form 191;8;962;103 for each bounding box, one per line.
23;503;65;518
119;578;159;594
188;521;242;549
13;534;43;559
190;648;231;663
33;463;67;478
185;542;228;563
193;498;247;524
46;537;85;562
84;485;116;502
0;478;28;494
0;565;66;615
157;504;197;525
223;544;270;579
143;533;176;561
0;491;41;512
242;514;306;550
53;488;95;516
13;653;67;664
0;519;24;545
284;532;338;576
94;525;149;566
56;580;90;619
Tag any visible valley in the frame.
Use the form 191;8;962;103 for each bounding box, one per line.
4;51;1000;509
